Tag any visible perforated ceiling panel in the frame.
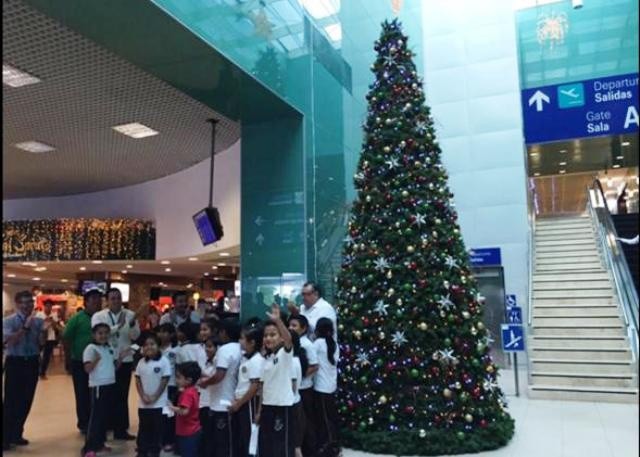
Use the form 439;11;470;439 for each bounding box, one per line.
3;0;240;199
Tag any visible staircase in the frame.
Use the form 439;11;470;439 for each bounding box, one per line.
528;214;639;403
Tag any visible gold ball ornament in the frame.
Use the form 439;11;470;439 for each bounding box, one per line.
419;429;427;438
471;326;478;336
462;311;471;319
477;322;485;330
443;388;453;399
386;270;393;279
383;146;391;153
465;414;473;423
419;322;428;331
402;190;409;197
387;288;395;296
396;298;403;306
455;381;462;390
407;245;415;253
378;395;388;404
379;332;386;340
486;364;495;374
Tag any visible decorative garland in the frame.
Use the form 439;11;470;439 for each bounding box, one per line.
3;218;155;261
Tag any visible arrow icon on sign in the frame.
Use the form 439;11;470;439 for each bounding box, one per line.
528;90;550;112
255;234;265;246
505;330;522;348
255;216;264;226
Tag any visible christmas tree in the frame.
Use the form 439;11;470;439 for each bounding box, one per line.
336;20;515;455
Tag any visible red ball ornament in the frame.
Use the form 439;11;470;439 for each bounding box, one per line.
404;406;415;414
386;362;395;373
362;317;370;326
472;387;481;398
479;419;488;428
418;279;427;288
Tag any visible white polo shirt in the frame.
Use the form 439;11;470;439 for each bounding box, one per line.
36;311;61;341
200;359;216;409
299;336;318;390
262;346;295;407
235;352;265;399
161;345;178;387
135;356;172;409
83;343;116;387
301;298;338;343
91;308;140;363
209;342;242;412
313;338;338;394
292;356;302;404
176;343;207;369
159;310;201;327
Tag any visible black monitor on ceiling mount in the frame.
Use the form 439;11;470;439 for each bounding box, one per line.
193;206;224;246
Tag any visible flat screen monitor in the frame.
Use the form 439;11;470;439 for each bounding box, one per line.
109;282;130;303
80;280;107;295
193;207;224;245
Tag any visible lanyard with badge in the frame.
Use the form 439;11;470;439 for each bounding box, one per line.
109;311;121;340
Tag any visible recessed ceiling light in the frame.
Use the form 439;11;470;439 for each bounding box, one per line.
558;162;567;166
534;172;541;177
14;141;55;153
612;164;621;168
161;260;171;265
186;283;193;289
91;260;103;264
3;64;41;87
188;257;198;262
34;266;47;272
79;267;87;271
621;141;630;147
559;170;566;174
7;273;16;278
212;266;218;270
219;253;230;257
165;268;172;272
530;152;539;157
616;155;624;160
121;270;128;274
61;279;68;283
559;149;567;153
126;265;133;269
204;272;210;276
32;277;41;281
218;263;226;267
21;262;37;267
113;122;159;139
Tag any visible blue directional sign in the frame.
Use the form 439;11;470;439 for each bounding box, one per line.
468;247;502;267
521;73;639;144
501;324;525;352
507;306;523;325
506;294;517;307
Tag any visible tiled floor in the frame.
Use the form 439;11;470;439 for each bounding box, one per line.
5;359;639;457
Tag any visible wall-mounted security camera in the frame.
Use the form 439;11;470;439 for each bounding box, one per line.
572;0;584;9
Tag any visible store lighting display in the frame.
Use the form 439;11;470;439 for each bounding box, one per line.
3;64;41;87
112;122;159;139
14;141;55;153
537;11;568;50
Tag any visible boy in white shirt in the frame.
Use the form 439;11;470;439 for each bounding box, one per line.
200;319;242;457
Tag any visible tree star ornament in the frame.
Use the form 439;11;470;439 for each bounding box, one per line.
413;213;426;227
374;300;390;316
356;351;371;366
391;331;408;347
438;294;455;312
444;255;459;269
385;158;400;169
374;257;390;272
436;348;458;366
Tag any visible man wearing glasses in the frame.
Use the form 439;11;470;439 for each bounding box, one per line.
288;282;337;342
2;290;46;451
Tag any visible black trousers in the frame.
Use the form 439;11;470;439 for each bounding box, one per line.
232;399;257;457
84;384;115;452
314;393;339;457
258;405;294;457
40;340;57;376
71;359;91;431
110;361;133;435
300;389;316;457
137;408;163;456
210;410;233;457
162;386;178;447
198;408;210;457
2;356;39;445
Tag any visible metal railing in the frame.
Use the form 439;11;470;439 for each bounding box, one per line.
527;178;537;327
587;179;639;361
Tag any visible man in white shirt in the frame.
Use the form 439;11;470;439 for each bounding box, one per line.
288;282;338;342
159;291;201;327
91;288;141;440
35;300;64;380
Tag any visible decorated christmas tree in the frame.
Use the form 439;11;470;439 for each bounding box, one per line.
336;20;515;455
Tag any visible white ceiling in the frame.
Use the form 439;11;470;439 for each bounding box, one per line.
2;0;240;199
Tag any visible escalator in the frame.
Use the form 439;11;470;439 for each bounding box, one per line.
611;213;639;294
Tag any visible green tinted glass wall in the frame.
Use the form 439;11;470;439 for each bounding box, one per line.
517;0;639;89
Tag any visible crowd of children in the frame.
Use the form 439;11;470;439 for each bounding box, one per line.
81;305;339;457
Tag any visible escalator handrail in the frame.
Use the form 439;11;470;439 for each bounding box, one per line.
588;178;638;358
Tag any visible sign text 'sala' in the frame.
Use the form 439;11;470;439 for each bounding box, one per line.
521;73;639;144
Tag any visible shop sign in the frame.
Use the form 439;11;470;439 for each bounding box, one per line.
2;218;155;262
521;73;639;144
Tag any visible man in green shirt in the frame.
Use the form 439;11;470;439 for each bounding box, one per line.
63;289;102;434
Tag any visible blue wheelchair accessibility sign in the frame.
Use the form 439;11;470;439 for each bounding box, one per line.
506;294;517;307
507;306;523;324
501;324;525;352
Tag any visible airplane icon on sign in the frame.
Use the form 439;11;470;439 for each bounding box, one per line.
559;88;579;98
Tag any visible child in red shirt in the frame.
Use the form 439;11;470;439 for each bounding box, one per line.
169;362;202;457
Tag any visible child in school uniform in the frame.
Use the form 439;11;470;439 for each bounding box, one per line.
288;315;319;456
158;323;179;453
82;323;128;457
200;318;242;457
258;306;295;457
135;333;171;457
198;338;217;457
312;318;339;457
290;332;309;457
177;322;207;368
170;362;202;457
230;325;264;457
